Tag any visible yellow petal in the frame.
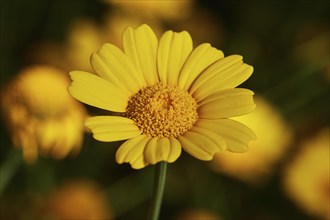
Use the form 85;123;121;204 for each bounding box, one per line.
178;43;224;91
194;64;253;102
190;126;227;151
190;55;242;93
116;134;151;165
68;71;129;112
38;121;58;154
61;118;83;155
196;119;256;152
122;24;158;86
51;137;71;159
190;55;253;101
63;112;85;156
178;131;221;161
143;137;181;164
90;53;128;93
131;155;149;169
144;137;170;164
49;121;76;159
19;131;38;164
91;43;143;93
168;137;182;163
198;88;255;119
157;30;193;86
85;116;141;142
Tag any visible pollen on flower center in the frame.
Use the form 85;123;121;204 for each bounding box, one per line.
125;83;198;138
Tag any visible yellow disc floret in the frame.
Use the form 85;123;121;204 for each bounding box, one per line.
125;83;198;138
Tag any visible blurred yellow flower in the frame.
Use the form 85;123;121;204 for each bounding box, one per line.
65;18;104;72
1;66;87;163
102;10;164;47
173;6;225;46
27;19;103;73
69;24;256;169
211;96;293;184
105;0;193;22
41;180;112;220
283;128;329;219
173;208;222;220
30;17;163;74
29;3;169;74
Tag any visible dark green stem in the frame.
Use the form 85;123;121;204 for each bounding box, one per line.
147;162;167;220
0;149;22;195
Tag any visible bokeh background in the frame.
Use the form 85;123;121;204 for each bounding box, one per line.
0;0;329;220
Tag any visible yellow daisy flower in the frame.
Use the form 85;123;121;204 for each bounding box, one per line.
211;96;293;185
105;0;193;22
283;128;329;219
41;180;112;220
68;24;256;169
173;208;222;220
1;65;86;163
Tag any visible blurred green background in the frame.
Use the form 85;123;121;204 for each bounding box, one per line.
0;1;329;220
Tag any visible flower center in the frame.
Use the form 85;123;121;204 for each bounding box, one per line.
125;83;198;138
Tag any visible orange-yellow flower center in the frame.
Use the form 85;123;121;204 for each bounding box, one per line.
125;83;198;138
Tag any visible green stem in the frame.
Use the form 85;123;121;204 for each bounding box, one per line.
0;149;22;195
147;162;167;220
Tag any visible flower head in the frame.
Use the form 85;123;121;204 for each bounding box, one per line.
105;0;193;21
41;180;112;220
173;208;222;220
283;128;329;219
1;65;87;163
68;24;256;169
211;96;293;185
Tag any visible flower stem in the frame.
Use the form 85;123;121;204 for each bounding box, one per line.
147;161;167;220
0;149;22;195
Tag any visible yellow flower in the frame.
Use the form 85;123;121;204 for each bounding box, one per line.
65;18;104;72
105;0;193;21
211;96;293;184
68;24;256;169
283;128;329;219
173;208;222;220
102;10;164;48
1;65;87;163
41;180;112;220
